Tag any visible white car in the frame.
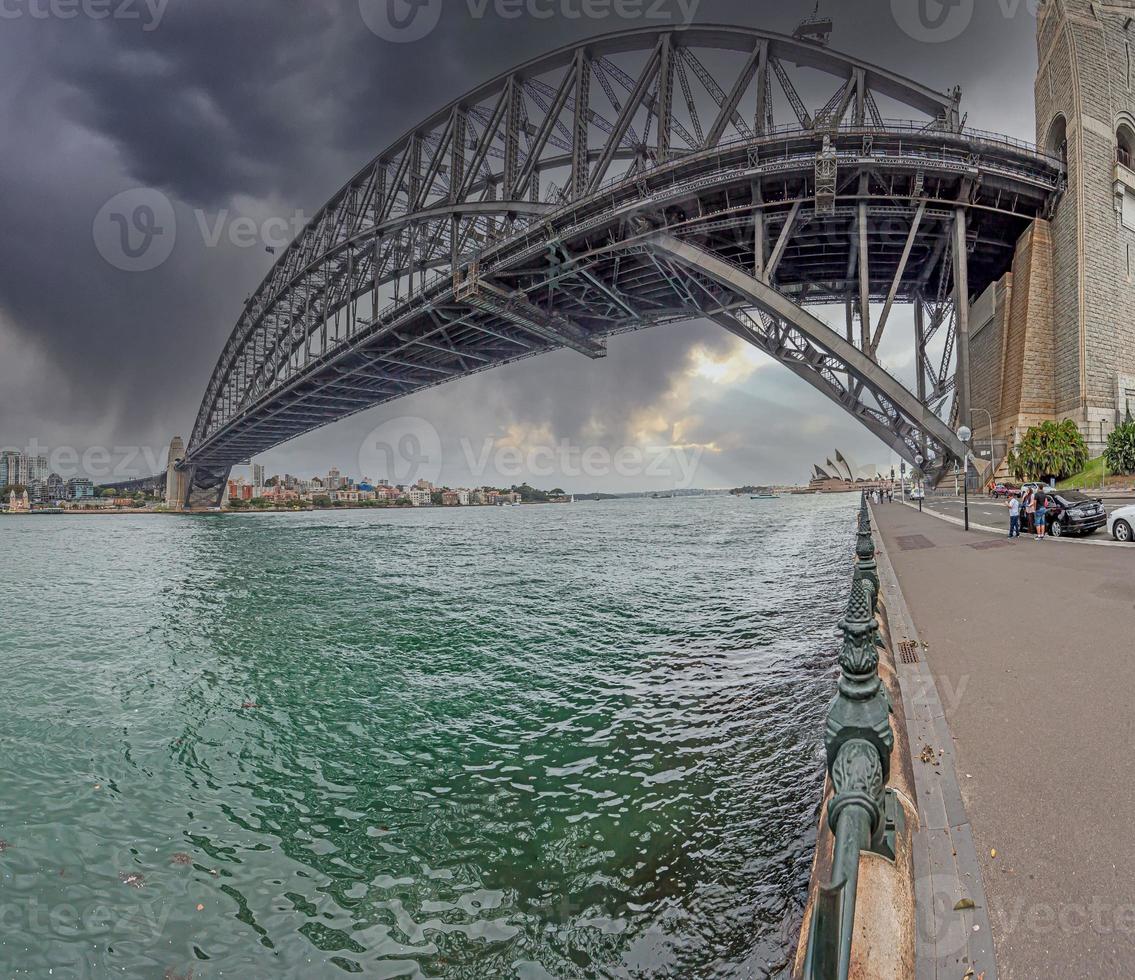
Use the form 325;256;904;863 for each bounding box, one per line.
1108;504;1135;542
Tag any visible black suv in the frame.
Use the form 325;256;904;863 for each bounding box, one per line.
1021;489;1107;537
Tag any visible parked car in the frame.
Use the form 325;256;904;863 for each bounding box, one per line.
990;483;1020;498
1020;489;1107;537
1108;504;1135;542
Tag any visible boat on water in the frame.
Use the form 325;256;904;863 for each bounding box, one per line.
750;492;780;500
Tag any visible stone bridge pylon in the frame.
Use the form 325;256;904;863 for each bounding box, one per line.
966;0;1135;471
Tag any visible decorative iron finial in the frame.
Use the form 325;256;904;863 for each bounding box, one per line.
825;578;893;796
854;510;879;609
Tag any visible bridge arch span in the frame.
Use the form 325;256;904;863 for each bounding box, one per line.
175;24;1063;506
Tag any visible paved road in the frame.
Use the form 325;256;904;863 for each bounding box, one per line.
909;494;1135;545
872;503;1135;978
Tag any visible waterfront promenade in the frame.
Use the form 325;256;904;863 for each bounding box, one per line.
872;503;1135;978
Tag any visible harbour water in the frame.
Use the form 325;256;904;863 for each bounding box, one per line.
0;494;854;978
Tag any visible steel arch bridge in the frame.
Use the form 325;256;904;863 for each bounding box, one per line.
169;24;1064;505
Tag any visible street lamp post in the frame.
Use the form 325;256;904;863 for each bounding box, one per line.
915;454;924;512
957;426;972;531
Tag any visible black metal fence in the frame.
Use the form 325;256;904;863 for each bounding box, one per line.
801;494;901;979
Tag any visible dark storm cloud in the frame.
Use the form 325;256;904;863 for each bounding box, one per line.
0;0;1042;487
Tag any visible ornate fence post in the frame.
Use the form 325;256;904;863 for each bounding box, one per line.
853;508;879;610
803;536;898;979
825;579;893;848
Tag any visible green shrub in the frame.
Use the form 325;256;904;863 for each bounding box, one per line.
1106;421;1135;474
1007;419;1089;481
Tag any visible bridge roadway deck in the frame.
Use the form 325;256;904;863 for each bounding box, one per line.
870;502;1135;978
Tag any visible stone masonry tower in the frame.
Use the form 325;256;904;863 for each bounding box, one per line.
1036;0;1135;449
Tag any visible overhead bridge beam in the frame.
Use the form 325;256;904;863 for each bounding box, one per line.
462;278;607;359
647;232;967;467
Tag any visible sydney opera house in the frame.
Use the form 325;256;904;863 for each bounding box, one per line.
808;451;889;493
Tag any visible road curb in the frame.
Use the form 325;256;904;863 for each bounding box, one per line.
899;500;1003;537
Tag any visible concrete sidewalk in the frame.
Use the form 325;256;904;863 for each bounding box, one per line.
871;503;1135;979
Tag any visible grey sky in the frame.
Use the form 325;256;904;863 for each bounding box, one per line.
0;0;1042;491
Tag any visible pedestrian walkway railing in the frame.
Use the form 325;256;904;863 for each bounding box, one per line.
801;494;901;979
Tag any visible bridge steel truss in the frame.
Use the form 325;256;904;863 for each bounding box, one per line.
179;25;1063;502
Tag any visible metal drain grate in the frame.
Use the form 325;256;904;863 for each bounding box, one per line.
898;640;920;664
896;534;936;551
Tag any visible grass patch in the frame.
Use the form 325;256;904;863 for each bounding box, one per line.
1058;456;1135;490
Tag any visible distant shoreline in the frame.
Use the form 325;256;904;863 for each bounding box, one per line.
0;501;570;517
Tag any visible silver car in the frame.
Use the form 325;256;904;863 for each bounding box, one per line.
1108;503;1135;543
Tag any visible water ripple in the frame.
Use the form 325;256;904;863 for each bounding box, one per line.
0;495;854;977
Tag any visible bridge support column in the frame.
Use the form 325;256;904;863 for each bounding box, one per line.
165;437;188;510
913;297;929;466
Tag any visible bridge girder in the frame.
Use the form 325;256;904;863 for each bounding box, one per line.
180;26;1064;487
646;232;966;473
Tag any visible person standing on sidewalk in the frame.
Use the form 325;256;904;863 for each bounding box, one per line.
1008;492;1021;538
1023;487;1036;536
1034;487;1049;540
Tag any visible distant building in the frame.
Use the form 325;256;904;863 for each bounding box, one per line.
327;467;342;491
45;473;66;502
0;451;46;488
408;488;432;507
808;449;891;493
252;463;265;490
0;451;17;487
67;477;94;501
